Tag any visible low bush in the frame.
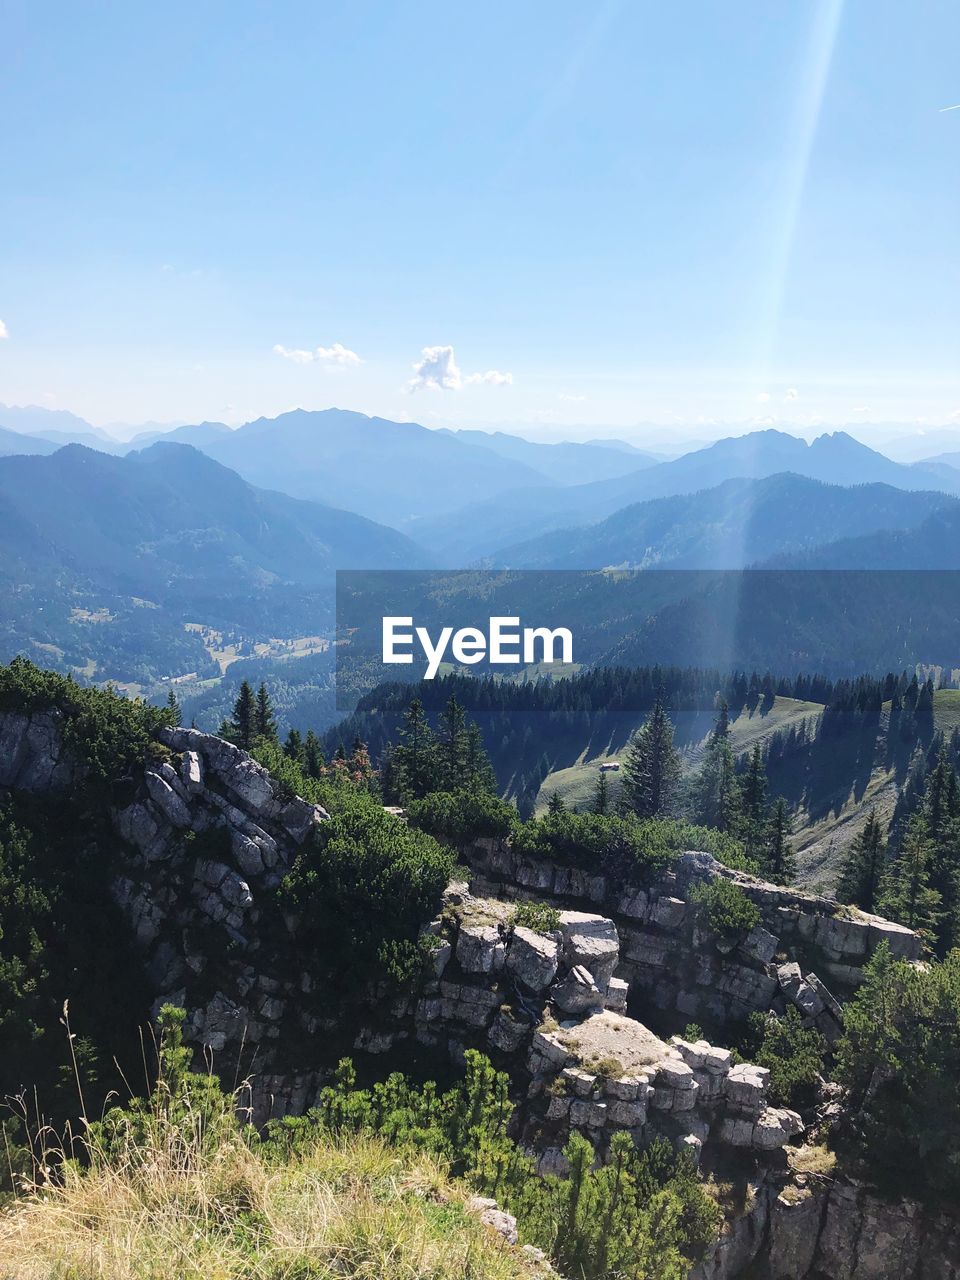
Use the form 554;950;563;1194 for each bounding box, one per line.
689;878;761;941
512;812;755;886
512;900;561;934
407;788;519;849
744;1008;826;1109
281;791;455;987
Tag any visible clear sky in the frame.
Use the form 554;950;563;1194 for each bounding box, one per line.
1;0;958;440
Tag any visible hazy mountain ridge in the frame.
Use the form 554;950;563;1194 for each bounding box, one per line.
490;474;955;569
413;428;960;562
0;441;426;593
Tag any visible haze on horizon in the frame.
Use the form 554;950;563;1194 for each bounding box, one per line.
2;1;958;441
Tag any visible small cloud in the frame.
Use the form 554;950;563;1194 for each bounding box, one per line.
0;319;8;339
852;405;871;413
273;342;361;367
408;345;463;391
785;388;799;400
948;409;960;423
407;344;512;392
752;415;776;426
465;369;513;386
755;391;771;403
558;393;587;402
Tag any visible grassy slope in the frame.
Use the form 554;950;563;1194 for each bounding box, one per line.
793;690;960;893
0;1131;544;1280
534;695;824;815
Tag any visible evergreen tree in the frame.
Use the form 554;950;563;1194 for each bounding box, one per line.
594;768;610;816
692;702;740;833
164;689;182;727
766;797;795;884
836;810;886;912
303;729;325;779
619;692;681;819
464;722;497;795
391;699;440;802
437;696;469;790
548;791;566;815
227;680;254;749
740;743;768;864
254;682;277;742
283;728;304;763
879;813;942;943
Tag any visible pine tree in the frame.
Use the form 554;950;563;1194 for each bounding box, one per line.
437;696;469;790
164;689;182;727
878;813;942;942
303;729;325;779
464;722;497;795
254;682;277;742
692;703;740;833
548;791;566;815
836;810;886;912
391;699;440;802
766;798;795;884
283;727;303;762
228;680;254;749
594;768;610;815
740;743;769;864
619;692;681;819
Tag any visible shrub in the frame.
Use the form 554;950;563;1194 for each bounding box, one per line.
836;943;960;1202
407;789;519;849
745;1008;826;1109
689;878;761;941
512;900;561;934
512;812;755;886
0;656;169;796
281;791;454;988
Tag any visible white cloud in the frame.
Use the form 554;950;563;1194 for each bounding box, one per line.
465;369;513;386
755;391;771;403
852;405;872;413
785;387;799;400
407;344;512;392
408;345;463;390
0;319;8;339
949;409;960;423
559;393;586;402
273;342;361;366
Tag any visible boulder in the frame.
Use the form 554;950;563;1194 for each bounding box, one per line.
181;750;203;792
506;926;559;992
650;896;687;930
725;1063;770;1113
456;923;505;974
552;964;603;1015
558;911;620;990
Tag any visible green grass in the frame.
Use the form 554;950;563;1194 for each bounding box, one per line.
535;696;824;814
934;688;960;735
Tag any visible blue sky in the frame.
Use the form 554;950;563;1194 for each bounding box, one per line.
1;1;958;440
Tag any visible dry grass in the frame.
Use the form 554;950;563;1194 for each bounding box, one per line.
0;1125;541;1280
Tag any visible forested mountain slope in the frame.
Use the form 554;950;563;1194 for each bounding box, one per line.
491;474;953;569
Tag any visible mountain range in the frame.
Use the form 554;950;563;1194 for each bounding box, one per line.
0;441;424;596
491;474;956;569
416;429;960;563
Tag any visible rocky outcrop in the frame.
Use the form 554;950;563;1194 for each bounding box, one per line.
464;838;919;1041
409;887;804;1170
0;708;78;791
693;1173;960;1280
